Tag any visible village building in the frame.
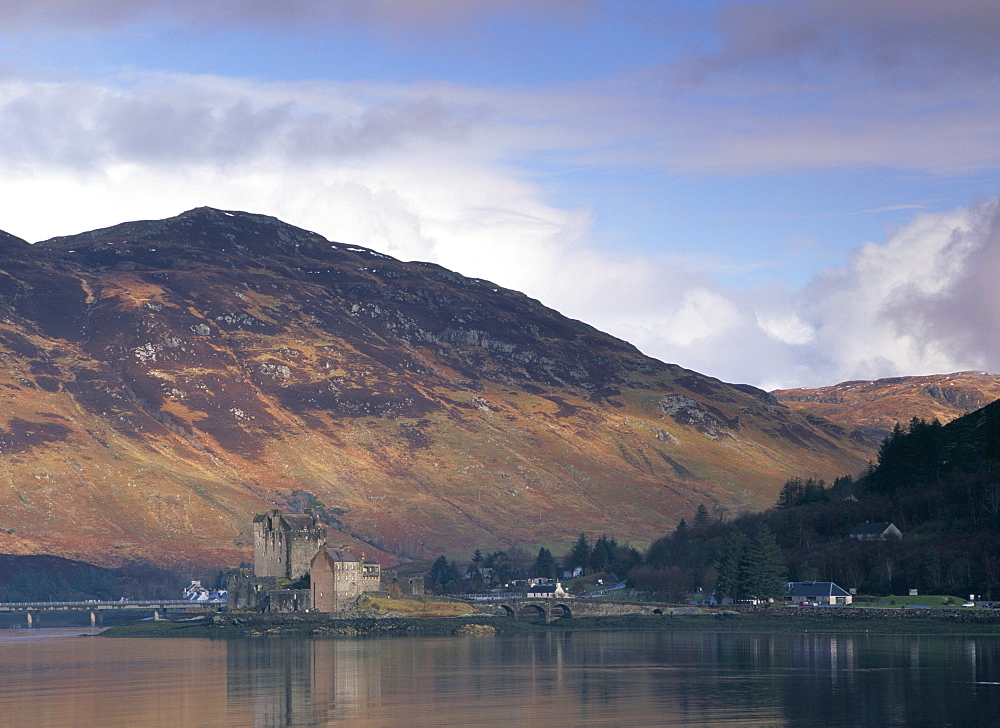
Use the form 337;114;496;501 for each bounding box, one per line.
526;581;569;598
182;580;227;603
786;581;853;605
849;522;903;542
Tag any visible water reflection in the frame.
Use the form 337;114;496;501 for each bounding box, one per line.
226;639;383;726
218;631;1000;727
1;629;999;726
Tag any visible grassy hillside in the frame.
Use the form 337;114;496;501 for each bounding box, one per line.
631;400;1000;600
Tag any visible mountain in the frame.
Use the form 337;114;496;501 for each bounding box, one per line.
772;371;1000;441
0;208;874;568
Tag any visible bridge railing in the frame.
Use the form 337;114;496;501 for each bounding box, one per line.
585;585;629;597
0;599;224;610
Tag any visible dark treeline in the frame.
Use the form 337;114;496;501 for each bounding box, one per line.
427;535;644;595
0;555;220;602
426;521;784;604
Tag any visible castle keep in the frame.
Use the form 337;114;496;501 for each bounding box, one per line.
229;509;412;613
253;510;327;580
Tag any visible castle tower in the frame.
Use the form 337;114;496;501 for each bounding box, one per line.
252;509;327;580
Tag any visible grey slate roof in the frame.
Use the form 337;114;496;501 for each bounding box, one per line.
528;584;558;594
787;581;851;598
323;547;360;562
281;513;318;530
253;509;322;531
850;522;895;537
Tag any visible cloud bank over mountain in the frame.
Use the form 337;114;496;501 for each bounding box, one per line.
749;199;1000;389
0;1;998;388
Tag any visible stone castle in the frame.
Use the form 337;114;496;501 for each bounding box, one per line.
229;509;421;613
253;510;328;580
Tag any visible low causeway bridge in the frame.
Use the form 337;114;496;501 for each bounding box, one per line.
469;597;682;624
0;599;223;628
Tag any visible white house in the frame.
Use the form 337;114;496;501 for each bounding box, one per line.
850;522;902;541
526;581;569;598
787;581;852;605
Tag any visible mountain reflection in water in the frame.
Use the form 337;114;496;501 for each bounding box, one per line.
0;630;998;726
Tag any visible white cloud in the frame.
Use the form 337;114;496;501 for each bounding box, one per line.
757;312;815;346
663;288;742;347
570;198;1000;390
776;199;1000;386
0;75;491;174
1;59;999;391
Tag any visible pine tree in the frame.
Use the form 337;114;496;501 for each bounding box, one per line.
874;422;906;493
740;525;785;601
592;535;616;572
429;555;461;593
533;547;557;578
645;534;672;568
567;533;591;574
923;547;943;593
485;550;511;585
714;530;747;600
430;555;450;586
776;478;804;509
610;543;642;578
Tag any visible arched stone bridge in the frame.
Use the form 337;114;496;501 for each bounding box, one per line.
0;599;221;628
473;598;681;624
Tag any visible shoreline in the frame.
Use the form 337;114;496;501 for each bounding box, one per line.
99;607;1000;639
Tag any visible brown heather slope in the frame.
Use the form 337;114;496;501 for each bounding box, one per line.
772;371;1000;442
0;208;874;568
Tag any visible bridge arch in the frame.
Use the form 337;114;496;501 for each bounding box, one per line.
518;603;547;619
473;597;683;620
550;602;573;618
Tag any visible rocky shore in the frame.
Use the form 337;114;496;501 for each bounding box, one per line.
99;606;1000;640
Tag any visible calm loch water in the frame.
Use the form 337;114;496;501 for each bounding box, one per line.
1;628;999;726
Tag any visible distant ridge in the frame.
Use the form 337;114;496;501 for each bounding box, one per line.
773;371;1000;440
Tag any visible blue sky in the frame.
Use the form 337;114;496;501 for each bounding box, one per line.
1;0;999;389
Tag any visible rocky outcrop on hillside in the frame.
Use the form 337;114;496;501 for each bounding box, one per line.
772;371;1000;440
0;208;874;567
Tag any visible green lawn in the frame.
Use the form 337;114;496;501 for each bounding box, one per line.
854;594;972;608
